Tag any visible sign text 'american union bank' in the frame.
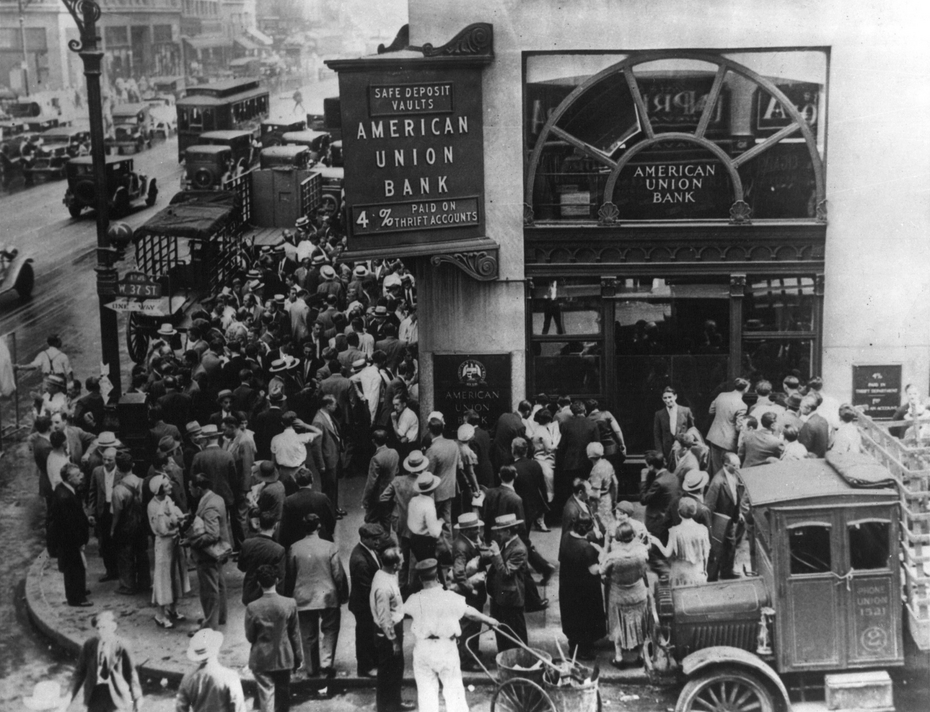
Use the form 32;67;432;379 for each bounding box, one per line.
336;66;486;249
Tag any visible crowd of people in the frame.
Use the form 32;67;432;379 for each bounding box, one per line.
17;225;897;709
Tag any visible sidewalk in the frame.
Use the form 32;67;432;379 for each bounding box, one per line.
25;474;651;691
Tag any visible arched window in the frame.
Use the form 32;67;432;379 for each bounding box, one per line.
525;50;826;225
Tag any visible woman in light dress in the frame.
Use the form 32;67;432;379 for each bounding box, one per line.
830;404;863;454
531;407;560;506
600;521;650;668
587;442;618;532
148;474;190;628
651;497;710;587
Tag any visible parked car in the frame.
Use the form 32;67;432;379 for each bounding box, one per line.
22;125;90;182
329;139;343;167
106;103;152;154
196;130;257;172
181;145;234;190
64;155;157;219
145;96;177;138
260;118;306;148
281;130;331;165
0;131;39;184
259;145;311;170
0;245;35;301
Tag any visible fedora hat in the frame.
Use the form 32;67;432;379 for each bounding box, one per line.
491;513;524;531
454;512;484;530
46;373;67;389
268;390;286;403
427;410;445;424
185;421;202;438
157;435;179;454
415;471;441;494
197;424;221;440
320;265;337;280
682;469;710;493
404;450;430;473
256;460;278;482
96;431;122;448
157;323;177;337
187;628;224;662
373;305;388;317
23;681;69;711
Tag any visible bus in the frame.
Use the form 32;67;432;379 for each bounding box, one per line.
175;78;269;161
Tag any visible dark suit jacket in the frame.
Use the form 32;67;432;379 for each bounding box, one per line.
88;465;124;519
482;485;525;543
238;533;286;605
640;468;682;538
739;429;786;467
471;426;495;488
320;373;357;426
245;592;302;672
348;543;380;616
491;412;525;473
50;483;89;558
253;406;286;461
705;469;745;522
653;405;695;461
487;535;527;608
512;458;548;523
29;432;54;498
310;410;342;475
279;487;336;549
799;413;830;458
70;635;142;709
157;391;192;430
557;415;599;473
190;445;238;506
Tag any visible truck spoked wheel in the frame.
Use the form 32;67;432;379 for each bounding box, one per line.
126;313;151;363
490;679;556;712
676;667;775;712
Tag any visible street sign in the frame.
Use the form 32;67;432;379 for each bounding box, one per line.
852;364;902;419
105;296;170;316
116;271;162;298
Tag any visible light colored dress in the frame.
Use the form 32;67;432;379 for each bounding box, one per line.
600;541;649;649
665;518;710;587
148;496;190;606
588;459;617;531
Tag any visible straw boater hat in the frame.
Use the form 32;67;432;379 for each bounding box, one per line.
457;423;475;443
23;681;69;711
414;471;441;494
295;216;310;229
491;513;524;531
197;424;221;440
246;268;262;281
46;373;67;389
269;356;298;373
682;469;710;493
157;323;177;337
454;512;484;530
427;410;445;424
351;358;367;372
311;253;327;265
273;293;286;304
96;431;122;448
187;628;224;662
320;265;337;280
353;265;369;278
216;389;233;404
273;244;286;255
403;450;430;473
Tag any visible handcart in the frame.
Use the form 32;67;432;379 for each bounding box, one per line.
467;624;601;712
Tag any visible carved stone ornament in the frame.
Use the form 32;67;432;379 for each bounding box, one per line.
421;23;493;58
430;249;499;281
816;199;828;224
729;200;752;225
598;202;620;225
523;203;535;226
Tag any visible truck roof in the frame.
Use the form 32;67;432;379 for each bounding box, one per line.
741;454;897;508
200;130;253;141
112;103;148;115
135;190;239;241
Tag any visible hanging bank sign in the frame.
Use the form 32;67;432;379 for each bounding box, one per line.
329;53;488;250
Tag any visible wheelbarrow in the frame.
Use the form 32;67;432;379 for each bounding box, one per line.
466;623;601;712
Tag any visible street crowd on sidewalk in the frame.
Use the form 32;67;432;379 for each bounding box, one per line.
18;212;878;711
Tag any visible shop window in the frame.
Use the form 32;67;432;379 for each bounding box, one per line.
742;337;812;385
104;26;129;48
849;520;890;570
745;277;815;332
531;278;601;336
533;341;601;396
789;524;832;575
153;25;173;44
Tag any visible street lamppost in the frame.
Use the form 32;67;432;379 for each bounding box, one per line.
61;0;122;399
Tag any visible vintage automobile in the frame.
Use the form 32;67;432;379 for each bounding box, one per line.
146;75;186;100
64;155;158;219
124;189;247;361
145;95;177;138
22;126;90;182
259;145;311;170
195;130;257;173
106;103;152;154
259;118;305;148
312;164;345;218
180;145;234;190
0;245;35;301
0;131;40;184
329;139;343;167
645;453;905;712
281;129;331;164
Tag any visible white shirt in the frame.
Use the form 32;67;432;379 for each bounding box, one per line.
370;569;404;637
351;365;382;422
667;404;679;430
403;585;467;640
392;407;419;443
103;466;116;503
46;450;70;491
270;427;317;468
407;494;443;538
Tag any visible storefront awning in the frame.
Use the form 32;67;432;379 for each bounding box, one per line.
182;34;232;51
234;36;261;52
247;28;274;46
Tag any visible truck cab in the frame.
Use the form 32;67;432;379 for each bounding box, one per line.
281;129;331;164
259;145;310;170
107;103;152;154
260;118;306;148
196;130;256;172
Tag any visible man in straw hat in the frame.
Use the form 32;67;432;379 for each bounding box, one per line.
176;629;246;712
451;512;493;669
379;448;427;596
404;453;443;576
66;610;143;711
403;558;498;712
486;513;529;651
675;469;712;529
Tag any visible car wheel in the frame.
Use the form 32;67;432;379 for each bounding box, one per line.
68;204;83;219
676;667;776;712
14;263;34;301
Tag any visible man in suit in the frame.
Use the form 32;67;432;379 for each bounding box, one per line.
653;386;695;464
253;392;288;460
363;428;399;529
640;450;681;575
705;452;747;580
482;465;525;543
66;611;143;710
739;412;786;467
110;452;151;595
187;474;232;630
87;446;122;582
49;464;92;606
238;510;286;605
158;376;193;431
799;394;831;457
491;407;526;474
511;437;548;530
349;523;384;677
374;323;406;371
555;400;599;514
191;425;239;542
707;378;750;474
780;393;805;434
245;564;302;712
450;513;492;670
280;467;337;549
176;629;247;712
487;514;528;651
311;394;345;516
465;410;495;489
425;414;461;532
379;453;424;597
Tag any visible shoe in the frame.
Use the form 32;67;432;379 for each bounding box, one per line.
336;507;348;517
526;598;549;613
322;667;336;680
169;611;187;621
115;587;136;595
99;574;118;583
610;658;626;670
535;519;551;533
154;616;174;629
68;600;94;607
